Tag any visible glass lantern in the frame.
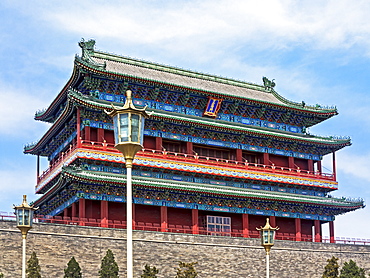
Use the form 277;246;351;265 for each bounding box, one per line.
261;229;276;245
14;195;37;237
256;218;279;254
112;110;145;146
106;90;149;166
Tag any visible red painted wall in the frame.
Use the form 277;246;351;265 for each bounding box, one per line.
85;200;93;219
301;219;313;239
90;128;98;142
143;136;156;149
84;200;101;219
71;201;315;242
92;200;101;219
248;214;268;231
104;130;115;144
135;204;160;224
275;217;295;235
295;158;309;171
168;207;192;226
230;214;243;231
270;154;289;168
109;202;125;221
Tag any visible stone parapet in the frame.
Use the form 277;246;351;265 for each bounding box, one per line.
1;220;369;277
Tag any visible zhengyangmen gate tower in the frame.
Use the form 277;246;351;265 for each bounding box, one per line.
25;40;364;243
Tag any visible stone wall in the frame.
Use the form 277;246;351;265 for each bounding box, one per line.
1;220;370;277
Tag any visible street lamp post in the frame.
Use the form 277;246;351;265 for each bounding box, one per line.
257;218;279;278
14;195;38;278
105;90;149;278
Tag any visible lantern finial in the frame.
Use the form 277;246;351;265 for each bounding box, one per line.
22;195;27;206
257;217;279;231
105;90;149;118
126;89;132;99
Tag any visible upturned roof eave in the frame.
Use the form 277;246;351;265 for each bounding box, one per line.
60;167;364;210
69;90;350;149
34;62;82;122
24;99;75;155
33;174;65;207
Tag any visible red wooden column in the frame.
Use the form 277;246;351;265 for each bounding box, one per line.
295;218;302;241
132;203;136;230
97;128;104;143
63;208;68;218
317;160;322;174
314;220;321;242
76;107;82;148
288;156;294;169
332;151;337;180
156;137;163;151
308;159;314;173
36;155;40;182
186;142;193;155
84;126;91;142
79;198;86;225
101;200;108;228
71;203;77;218
242;214;249;238
160;206;168;232
192;209;199;234
329;221;335;243
236;149;243;162
270;216;276;227
262;153;270;165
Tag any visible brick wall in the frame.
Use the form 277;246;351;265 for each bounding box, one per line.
1;220;369;277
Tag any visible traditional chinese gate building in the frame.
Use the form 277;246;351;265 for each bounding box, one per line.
25;40;364;242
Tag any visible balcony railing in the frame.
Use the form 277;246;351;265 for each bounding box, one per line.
37;140;335;185
1;213;368;245
138;148;334;180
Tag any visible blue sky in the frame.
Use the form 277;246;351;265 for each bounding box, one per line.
1;0;370;239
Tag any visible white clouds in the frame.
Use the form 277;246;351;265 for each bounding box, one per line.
0;168;38;212
26;0;370;58
337;151;370;184
0;82;49;137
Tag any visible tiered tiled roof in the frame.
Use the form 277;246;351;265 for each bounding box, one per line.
35;39;337;125
60;167;365;211
25;89;350;156
90;51;336;117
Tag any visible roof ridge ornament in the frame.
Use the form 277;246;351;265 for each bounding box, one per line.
78;38;106;70
262;76;276;92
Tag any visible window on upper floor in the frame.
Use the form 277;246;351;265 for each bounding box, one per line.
206;215;231;236
163;139;184;153
193;145;233;160
242;151;261;164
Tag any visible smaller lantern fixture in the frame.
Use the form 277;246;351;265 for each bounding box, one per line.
14;195;38;278
14;195;38;238
256;218;279;254
256;218;279;278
